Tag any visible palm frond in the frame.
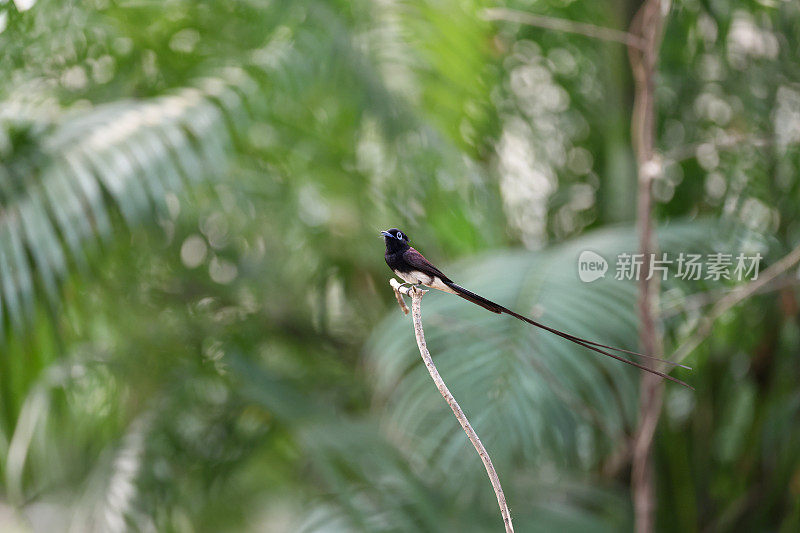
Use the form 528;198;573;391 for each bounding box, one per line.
367;223;716;482
0;75;252;332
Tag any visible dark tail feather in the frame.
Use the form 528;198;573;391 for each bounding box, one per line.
445;282;693;389
446;282;506;314
502;311;690;369
503;308;693;389
571;337;691;370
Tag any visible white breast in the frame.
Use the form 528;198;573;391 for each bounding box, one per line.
394;270;456;293
395;270;427;285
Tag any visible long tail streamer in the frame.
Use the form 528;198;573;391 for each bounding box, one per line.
446;282;692;389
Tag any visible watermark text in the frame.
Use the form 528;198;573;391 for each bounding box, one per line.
578;251;762;282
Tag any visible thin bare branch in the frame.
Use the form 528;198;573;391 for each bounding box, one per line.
482;7;646;49
391;282;410;314
604;268;799;481
671;243;800;364
389;278;514;533
663;133;774;164
661;275;800;319
628;2;667;532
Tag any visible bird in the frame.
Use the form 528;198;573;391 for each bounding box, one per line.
381;228;691;388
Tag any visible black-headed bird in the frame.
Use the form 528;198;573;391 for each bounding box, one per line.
381;228;690;388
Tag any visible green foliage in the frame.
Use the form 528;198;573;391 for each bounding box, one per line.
0;0;799;531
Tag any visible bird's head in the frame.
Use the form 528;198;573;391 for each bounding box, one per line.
380;228;410;252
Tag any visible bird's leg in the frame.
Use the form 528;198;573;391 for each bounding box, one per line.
410;282;430;295
396;282;427;296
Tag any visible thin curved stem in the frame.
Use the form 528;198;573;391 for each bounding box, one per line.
671;242;800;364
482;7;646;49
628;2;666;531
389;278;514;533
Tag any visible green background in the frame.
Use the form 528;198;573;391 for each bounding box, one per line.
0;0;799;531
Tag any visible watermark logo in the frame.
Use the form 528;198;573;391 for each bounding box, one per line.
578;250;608;282
577;251;762;282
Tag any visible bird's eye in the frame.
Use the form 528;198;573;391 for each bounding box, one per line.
396;232;404;241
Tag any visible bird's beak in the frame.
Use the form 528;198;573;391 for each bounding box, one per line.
380;230;393;238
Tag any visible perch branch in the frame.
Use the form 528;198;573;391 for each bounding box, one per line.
389;278;514;533
392;281;410;315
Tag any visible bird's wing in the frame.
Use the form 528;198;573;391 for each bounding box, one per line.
402;247;451;282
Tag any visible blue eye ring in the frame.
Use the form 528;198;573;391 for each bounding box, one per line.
396;232;404;241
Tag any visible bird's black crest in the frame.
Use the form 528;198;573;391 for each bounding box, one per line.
381;228;410;253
